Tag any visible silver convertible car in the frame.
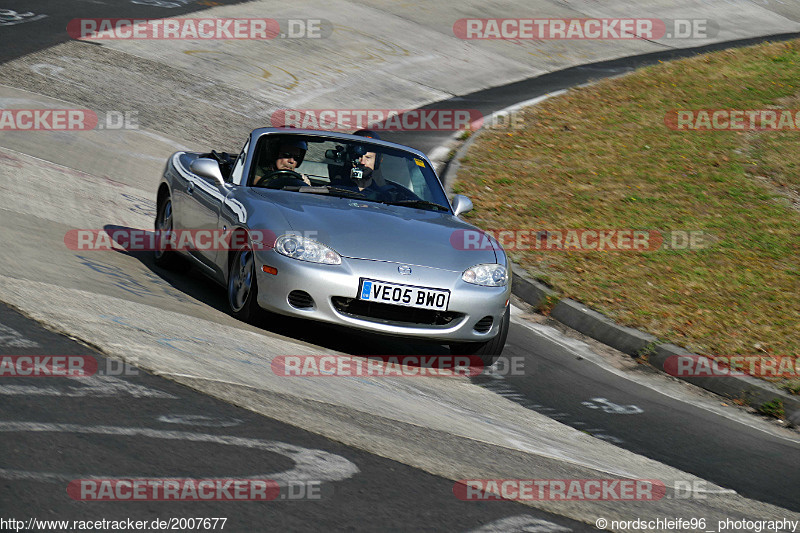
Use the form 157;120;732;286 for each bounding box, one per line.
154;128;510;363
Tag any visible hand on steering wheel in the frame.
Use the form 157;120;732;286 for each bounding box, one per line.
258;169;309;189
267;169;302;179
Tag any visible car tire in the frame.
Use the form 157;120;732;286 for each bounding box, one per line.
228;247;262;323
449;306;510;367
153;195;189;272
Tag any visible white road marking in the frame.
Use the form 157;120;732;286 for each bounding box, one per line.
131;0;194;7
0;9;47;26
29;63;92;91
157;414;243;427
466;515;572;532
0;323;39;348
581;398;643;415
588;433;625;445
0;374;176;398
476;350;624;442
512;316;800;444
0;421;359;486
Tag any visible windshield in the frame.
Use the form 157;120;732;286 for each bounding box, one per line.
250;136;451;212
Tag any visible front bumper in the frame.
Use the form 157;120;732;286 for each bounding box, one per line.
254;250;510;343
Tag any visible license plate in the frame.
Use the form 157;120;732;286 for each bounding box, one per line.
358;279;450;311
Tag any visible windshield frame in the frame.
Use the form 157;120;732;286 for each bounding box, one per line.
244;128;453;213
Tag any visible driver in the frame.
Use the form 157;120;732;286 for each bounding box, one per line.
253;139;310;186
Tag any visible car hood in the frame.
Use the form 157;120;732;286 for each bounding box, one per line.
253;190;498;271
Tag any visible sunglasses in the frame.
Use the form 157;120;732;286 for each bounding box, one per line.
278;151;302;160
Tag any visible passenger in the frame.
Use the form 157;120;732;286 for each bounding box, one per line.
348;129;386;193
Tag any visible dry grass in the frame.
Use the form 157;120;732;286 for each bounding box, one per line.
454;40;800;390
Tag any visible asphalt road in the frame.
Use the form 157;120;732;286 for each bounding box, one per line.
0;0;252;64
121;254;800;513
378;32;800;516
0;301;594;532
476;317;800;513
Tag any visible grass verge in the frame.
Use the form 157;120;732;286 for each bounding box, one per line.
454;39;800;393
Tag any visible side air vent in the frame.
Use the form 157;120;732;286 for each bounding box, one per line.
288;290;314;309
473;316;493;333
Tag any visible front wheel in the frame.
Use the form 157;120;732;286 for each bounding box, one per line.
449;306;510;367
227;247;262;323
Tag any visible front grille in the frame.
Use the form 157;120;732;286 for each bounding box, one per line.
473;316;493;333
288;290;315;309
331;297;462;327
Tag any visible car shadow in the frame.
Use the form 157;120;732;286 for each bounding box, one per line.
102;224;451;359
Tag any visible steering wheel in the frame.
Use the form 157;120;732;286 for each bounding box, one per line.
259;170;307;189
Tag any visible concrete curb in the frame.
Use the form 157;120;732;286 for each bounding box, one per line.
440;66;800;427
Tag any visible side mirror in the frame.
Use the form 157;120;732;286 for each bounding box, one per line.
189;158;225;186
451;194;473;216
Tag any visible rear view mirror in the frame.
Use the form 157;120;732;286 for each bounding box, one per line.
324;145;347;162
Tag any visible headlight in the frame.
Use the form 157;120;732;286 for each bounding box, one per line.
274;234;341;265
462;264;508;287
